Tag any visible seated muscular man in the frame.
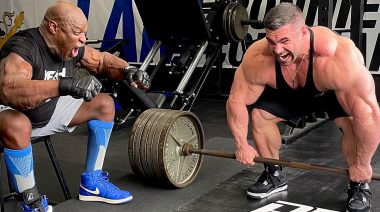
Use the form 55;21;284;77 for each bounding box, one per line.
0;1;149;211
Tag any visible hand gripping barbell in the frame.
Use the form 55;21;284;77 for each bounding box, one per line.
182;143;380;180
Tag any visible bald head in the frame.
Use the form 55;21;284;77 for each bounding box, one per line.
38;0;88;60
41;1;87;29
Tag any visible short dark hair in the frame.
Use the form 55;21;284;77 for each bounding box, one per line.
263;2;304;30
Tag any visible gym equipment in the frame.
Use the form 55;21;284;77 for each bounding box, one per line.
110;0;362;146
128;108;380;188
112;0;263;120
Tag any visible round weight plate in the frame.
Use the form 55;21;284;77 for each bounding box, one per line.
128;109;204;188
149;109;180;180
227;2;240;43
139;109;164;179
157;110;204;188
128;108;160;178
136;109;161;178
231;3;249;42
222;2;236;43
144;109;177;179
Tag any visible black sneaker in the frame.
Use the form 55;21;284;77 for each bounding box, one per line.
346;181;372;212
247;165;287;199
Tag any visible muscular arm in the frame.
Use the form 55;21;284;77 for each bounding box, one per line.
337;72;380;165
332;41;380;175
0;53;59;110
226;64;265;153
79;45;129;80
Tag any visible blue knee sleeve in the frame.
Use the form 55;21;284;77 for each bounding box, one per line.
85;120;113;172
4;144;35;193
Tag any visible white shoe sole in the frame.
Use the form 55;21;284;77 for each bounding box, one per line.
79;195;133;204
247;184;288;199
47;205;53;212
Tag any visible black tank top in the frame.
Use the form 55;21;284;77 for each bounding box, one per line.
274;28;322;98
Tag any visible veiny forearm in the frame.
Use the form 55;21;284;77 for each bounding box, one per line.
80;47;128;80
0;78;59;110
351;104;380;167
338;68;380;167
226;99;250;150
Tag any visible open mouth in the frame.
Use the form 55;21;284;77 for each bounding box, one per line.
277;53;290;62
276;52;292;64
72;47;79;57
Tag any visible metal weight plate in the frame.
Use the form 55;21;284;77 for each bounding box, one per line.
135;109;162;178
227;2;240;43
156;110;204;188
144;109;178;179
148;110;180;180
230;3;249;42
138;109;164;179
128;108;160;178
128;109;204;188
128;109;147;177
222;2;249;43
222;2;236;43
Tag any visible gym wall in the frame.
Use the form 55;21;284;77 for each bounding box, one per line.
1;0;380;96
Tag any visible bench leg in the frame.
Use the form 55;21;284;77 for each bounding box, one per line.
43;137;72;200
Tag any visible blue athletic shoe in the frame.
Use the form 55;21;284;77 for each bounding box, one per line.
19;186;52;212
79;170;133;204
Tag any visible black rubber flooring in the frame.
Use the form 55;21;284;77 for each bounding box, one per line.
2;98;380;212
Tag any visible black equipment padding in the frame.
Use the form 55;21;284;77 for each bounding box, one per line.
114;80;158;110
134;0;211;43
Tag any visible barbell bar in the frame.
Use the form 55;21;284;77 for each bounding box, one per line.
181;143;380;181
241;20;263;29
128;108;380;189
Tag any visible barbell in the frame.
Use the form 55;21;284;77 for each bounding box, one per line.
222;2;356;43
222;2;263;43
128;108;380;188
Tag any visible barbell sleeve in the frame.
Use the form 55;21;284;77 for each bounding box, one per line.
241;20;263;29
186;146;380;181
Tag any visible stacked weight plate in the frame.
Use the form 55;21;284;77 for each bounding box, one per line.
222;2;249;43
128;108;204;188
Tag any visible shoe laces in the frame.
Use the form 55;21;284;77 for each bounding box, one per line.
257;169;278;185
257;170;269;183
348;183;372;204
96;171;120;190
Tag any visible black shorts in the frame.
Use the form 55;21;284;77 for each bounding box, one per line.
252;86;348;127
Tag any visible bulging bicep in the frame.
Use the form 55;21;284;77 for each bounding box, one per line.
1;53;33;80
228;66;264;106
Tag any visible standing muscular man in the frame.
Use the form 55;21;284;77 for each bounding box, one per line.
0;1;149;211
226;3;379;212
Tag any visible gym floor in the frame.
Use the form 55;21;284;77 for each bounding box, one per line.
2;97;380;212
